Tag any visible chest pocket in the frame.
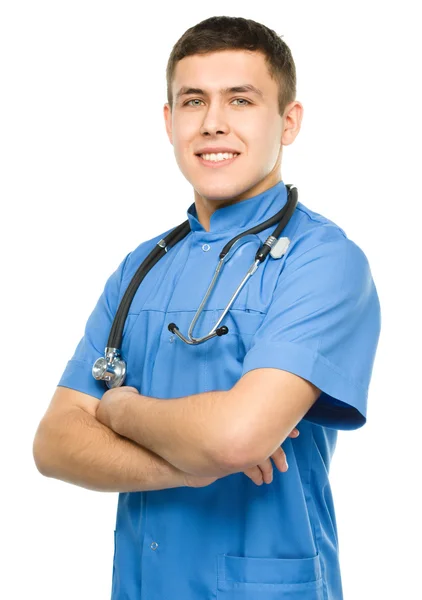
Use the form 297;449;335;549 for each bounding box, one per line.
215;252;283;357
223;309;266;357
216;552;324;599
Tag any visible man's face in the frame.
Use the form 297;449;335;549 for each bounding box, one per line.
164;49;301;206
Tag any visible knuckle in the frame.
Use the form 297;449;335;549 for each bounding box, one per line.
272;447;285;459
261;460;272;474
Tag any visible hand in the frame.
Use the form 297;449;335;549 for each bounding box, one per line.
95;385;140;431
184;428;299;488
242;427;299;486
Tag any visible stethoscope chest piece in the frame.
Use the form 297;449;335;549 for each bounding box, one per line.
92;347;127;388
269;237;290;259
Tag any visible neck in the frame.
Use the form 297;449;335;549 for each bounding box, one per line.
194;171;282;232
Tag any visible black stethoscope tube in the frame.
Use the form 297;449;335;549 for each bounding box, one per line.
108;220;191;349
219;185;297;261
107;184;297;350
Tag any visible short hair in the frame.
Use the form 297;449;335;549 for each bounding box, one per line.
166;16;297;117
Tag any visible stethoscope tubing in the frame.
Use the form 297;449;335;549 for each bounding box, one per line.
108;219;191;349
93;184;298;387
108;184;297;350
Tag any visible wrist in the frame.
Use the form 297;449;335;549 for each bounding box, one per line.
108;388;141;436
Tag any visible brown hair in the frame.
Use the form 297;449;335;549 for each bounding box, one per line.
166;16;297;117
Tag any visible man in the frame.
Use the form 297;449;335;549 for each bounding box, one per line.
33;15;381;600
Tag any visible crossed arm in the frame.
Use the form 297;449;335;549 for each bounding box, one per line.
96;368;321;477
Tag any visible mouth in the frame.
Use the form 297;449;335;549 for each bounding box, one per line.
195;153;240;169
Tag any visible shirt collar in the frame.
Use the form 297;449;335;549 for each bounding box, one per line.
186;181;288;234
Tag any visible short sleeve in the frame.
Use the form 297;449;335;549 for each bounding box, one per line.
57;252;132;400
241;228;381;430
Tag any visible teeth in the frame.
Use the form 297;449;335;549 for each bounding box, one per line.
200;152;238;162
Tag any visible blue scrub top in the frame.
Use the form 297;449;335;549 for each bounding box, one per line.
58;181;381;600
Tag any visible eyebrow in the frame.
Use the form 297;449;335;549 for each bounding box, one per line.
175;84;264;102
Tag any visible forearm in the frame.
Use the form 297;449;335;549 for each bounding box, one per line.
33;407;189;493
112;390;235;477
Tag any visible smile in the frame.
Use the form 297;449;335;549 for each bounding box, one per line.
196;153;240;168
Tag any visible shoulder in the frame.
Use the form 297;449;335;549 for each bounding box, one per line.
284;200;371;279
119;224;182;285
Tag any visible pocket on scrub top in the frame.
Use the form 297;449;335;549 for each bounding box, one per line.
224;309;266;357
226;308;265;336
216;552;324;599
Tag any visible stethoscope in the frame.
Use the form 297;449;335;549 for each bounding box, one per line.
92;184;298;388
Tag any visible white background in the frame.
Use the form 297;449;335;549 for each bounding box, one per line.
1;1;420;599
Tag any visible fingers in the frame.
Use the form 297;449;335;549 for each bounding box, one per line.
258;458;273;484
244;458;274;486
271;446;289;473
243;440;293;486
287;428;300;438
243;466;265;486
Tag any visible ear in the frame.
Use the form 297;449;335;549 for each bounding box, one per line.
163;103;173;145
281;101;304;147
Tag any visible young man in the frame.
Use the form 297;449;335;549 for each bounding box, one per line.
33;16;381;600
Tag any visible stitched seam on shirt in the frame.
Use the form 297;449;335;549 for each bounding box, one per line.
281;233;343;274
311;240;369;391
64;358;91;367
296;204;347;236
315;238;349;373
310;345;368;392
309;426;329;600
203;312;210;392
148;234;195;390
313;348;368;392
117;251;134;304
127;307;268;316
162;233;195;315
246;341;367;392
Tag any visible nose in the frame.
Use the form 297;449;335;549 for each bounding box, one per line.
199;102;230;136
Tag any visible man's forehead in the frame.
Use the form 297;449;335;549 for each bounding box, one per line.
175;49;266;73
173;52;271;99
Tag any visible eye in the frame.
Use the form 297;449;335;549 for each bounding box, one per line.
183;98;251;107
184;99;204;107
232;98;251;106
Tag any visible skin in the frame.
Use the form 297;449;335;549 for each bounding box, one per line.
163;48;304;231
101;54;306;488
163;49;304;483
97;386;300;487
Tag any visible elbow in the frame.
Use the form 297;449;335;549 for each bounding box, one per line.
208;390;271;473
205;397;267;474
32;420;55;477
33;441;48;477
209;426;259;475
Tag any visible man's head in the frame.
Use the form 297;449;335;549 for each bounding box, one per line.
163;16;303;219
